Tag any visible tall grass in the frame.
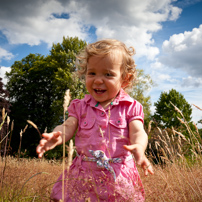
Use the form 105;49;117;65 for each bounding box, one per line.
0;153;201;201
0;104;201;201
144;103;202;201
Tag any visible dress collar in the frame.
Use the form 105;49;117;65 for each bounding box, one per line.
84;89;133;108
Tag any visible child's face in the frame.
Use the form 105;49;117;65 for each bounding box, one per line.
86;52;124;108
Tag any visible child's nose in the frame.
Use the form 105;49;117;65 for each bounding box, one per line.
94;76;104;84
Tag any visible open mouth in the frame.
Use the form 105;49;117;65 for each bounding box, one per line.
94;89;106;94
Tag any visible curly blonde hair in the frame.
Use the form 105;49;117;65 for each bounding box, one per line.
76;39;137;90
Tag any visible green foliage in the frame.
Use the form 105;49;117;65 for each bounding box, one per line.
199;128;202;138
5;36;87;156
0;77;10;155
0;77;10;113
5;36;155;158
153;89;192;129
129;69;154;125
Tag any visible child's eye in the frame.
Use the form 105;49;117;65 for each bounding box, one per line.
87;72;95;75
106;73;112;77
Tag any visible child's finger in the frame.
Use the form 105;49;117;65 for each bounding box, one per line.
53;131;62;138
123;144;144;164
142;158;154;176
38;150;45;158
39;139;48;146
144;168;148;176
41;131;61;141
148;165;154;175
123;144;138;151
42;132;53;139
36;145;44;157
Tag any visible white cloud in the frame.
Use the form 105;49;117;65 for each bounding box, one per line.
0;0;87;47
0;66;11;85
150;60;164;70
158;74;171;81
0;0;182;59
0;47;14;61
182;76;202;87
160;24;202;78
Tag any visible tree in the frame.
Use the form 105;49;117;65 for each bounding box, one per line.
153;89;192;129
5;37;87;156
0;77;10;114
0;77;10;155
129;69;154;125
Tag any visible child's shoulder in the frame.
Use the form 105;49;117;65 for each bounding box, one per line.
70;94;94;106
117;89;143;109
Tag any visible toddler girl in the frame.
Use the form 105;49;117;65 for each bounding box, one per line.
36;39;153;201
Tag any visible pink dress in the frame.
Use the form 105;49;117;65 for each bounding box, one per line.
51;89;145;201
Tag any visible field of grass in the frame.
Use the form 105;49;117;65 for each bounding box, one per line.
0;155;202;201
0;104;202;201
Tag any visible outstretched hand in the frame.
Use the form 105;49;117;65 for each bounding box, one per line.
123;144;154;176
36;131;62;158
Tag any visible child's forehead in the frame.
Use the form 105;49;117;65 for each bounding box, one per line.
88;50;123;65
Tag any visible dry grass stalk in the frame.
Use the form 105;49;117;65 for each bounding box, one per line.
8;120;14;149
44;127;47;133
63;89;71;113
23;124;28;133
177;116;185;124
177;152;183;159
163;129;170;143
0;132;10;145
27;120;42;138
170;101;184;118
165;146;172;156
177;143;182;153
171;126;175;136
148;120;153;134
17;130;23;161
17;125;28;161
192;104;202;111
2;107;5;120
0;109;8;159
171;134;175;142
174;130;187;141
1;156;202;201
66;139;74;171
99;126;104;138
155;141;160;150
7;116;10;126
62;89;71;202
0;113;7;130
157;127;162;135
158;135;168;147
193;121;199;134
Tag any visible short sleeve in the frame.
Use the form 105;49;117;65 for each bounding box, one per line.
127;100;144;124
67;99;81;120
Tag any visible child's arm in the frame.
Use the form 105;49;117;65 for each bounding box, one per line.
36;116;78;158
123;120;154;175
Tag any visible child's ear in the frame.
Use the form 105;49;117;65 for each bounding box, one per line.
121;73;132;88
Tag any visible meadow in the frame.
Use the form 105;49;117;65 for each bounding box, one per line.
0;104;202;201
0;155;201;201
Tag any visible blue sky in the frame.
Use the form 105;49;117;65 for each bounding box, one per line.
0;0;202;127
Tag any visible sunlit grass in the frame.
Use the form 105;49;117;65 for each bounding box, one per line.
0;103;201;201
0;155;201;201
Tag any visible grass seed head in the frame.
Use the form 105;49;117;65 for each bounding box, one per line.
7;115;10;126
2;107;5;119
170;101;184;118
148;120;153;134
63;89;71;113
192;104;202;111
